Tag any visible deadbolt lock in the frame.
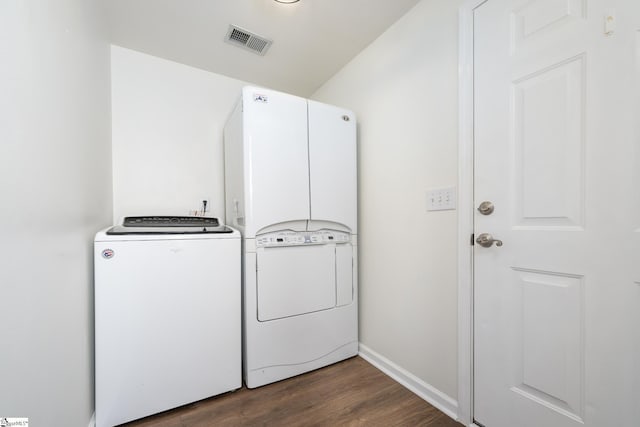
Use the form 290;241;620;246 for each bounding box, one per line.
477;201;495;215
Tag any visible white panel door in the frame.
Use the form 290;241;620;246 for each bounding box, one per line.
243;87;310;236
308;100;357;232
473;1;640;426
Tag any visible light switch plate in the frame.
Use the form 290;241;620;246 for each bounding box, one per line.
427;187;457;211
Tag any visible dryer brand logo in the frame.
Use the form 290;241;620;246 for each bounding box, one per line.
253;93;268;103
101;249;115;259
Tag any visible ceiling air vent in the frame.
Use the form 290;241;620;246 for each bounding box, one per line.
225;25;273;56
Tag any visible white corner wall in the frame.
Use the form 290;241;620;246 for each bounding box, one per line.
313;0;463;400
0;1;112;426
111;46;249;221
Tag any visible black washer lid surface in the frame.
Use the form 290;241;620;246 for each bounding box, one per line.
106;216;233;235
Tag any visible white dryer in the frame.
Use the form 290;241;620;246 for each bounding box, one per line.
224;87;358;388
94;216;241;427
243;226;358;388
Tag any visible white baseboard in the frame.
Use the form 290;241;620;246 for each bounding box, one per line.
358;343;459;422
88;412;95;427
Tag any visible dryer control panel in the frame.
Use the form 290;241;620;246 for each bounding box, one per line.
256;230;350;247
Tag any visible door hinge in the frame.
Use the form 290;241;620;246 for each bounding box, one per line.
470;233;475;246
474;421;486;427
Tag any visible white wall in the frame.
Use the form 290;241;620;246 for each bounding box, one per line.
0;1;112;426
111;46;249;221
313;0;463;399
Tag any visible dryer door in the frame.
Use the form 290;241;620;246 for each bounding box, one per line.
256;243;352;322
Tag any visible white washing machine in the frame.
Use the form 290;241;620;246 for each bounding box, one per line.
94;216;241;427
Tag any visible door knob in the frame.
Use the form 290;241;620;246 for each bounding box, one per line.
476;233;503;248
477;201;494;215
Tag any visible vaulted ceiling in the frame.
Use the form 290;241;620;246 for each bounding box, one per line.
104;0;422;97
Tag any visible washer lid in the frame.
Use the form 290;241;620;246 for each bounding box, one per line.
106;216;234;235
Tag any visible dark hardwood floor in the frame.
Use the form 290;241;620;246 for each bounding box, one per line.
124;356;461;427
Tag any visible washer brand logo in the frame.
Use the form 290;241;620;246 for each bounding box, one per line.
101;249;115;259
253;93;268;103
